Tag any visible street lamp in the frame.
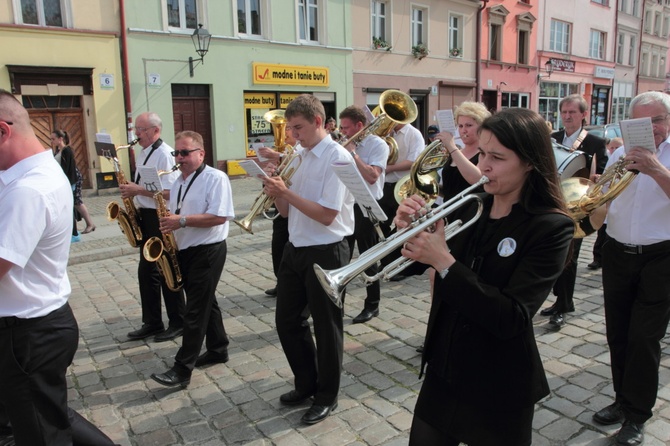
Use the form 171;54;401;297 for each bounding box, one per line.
189;24;211;77
537;59;554;82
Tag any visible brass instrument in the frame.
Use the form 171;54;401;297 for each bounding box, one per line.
235;110;301;233
106;139;142;247
142;165;183;292
394;140;450;205
562;156;637;238
342;90;418;165
314;177;489;308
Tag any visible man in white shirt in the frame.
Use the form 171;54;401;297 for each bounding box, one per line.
150;131;234;388
262;94;355;425
0;89;115;445
339;105;389;323
121;112;185;342
592;91;670;446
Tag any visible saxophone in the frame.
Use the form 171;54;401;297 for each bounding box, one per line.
142;165;183;292
106;139;143;247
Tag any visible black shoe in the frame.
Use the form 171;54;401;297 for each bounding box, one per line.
279;389;314;406
150;369;191;388
549;313;565;328
389;274;407;282
128;324;164;340
540;304;559;317
0;435;15;446
593;402;624;425
416;344;424;353
301;402;338;425
195;351;229;368
615;420;644;445
265;287;277;297
587;260;602;270
154;326;183;342
352;308;379;324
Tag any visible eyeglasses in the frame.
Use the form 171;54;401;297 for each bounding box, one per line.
651;114;669;125
134;126;156;133
0;120;13;125
171;149;201;157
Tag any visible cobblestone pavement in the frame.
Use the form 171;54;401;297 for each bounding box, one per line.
64;181;670;445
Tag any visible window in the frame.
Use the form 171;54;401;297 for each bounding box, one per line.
371;0;388;42
589;30;605;59
632;0;640;17
616;33;625;64
663;15;670;37
501;93;529;109
518;29;529;64
654;12;661;35
167;0;197;30
550;20;571;53
411;7;426;46
449;14;463;58
641;51;648;76
489;23;502;61
651;54;659;78
660;57;666;78
629;36;636;65
591;0;609;5
644;10;652;33
18;0;64;26
618;0;627;12
237;0;262;36
298;0;319;42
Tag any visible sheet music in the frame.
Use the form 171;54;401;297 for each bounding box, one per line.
620;117;656;153
434;110;463;147
95;133;113;144
363;105;375;124
137;166;163;193
238;159;269;181
331;162;387;222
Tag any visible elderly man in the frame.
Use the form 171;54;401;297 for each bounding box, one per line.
592;91;670;446
121;112;185;342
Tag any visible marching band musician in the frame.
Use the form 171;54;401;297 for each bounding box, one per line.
396;108;573;446
261;94;355;425
149;131;234;388
338;105;389;324
122;112;185;342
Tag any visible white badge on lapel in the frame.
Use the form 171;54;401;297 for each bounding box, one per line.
497;238;517;257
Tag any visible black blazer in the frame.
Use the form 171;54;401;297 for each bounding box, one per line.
421;194;573;411
552;129;608;174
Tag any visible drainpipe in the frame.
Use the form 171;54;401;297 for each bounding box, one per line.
119;0;136;173
476;0;490;102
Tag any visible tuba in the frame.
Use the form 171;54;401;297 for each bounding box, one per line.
234;110;301;234
394;140;450;205
106;139;143;247
341;90;418;165
562;156;637;238
142;165;183;292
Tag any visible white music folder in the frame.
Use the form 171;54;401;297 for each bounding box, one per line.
331;162;387;222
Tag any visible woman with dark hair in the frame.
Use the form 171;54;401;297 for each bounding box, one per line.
51;130;96;239
396;108;574;446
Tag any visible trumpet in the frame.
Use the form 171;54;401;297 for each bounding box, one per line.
106;138;142;247
314;176;489;308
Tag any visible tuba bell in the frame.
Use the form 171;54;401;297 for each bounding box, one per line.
341;90;417;165
394;140;450;205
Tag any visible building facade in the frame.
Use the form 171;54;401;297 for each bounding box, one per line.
637;0;670;95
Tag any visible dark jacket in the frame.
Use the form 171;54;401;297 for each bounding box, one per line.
552;129;608;175
421;194;573;410
58;145;78;186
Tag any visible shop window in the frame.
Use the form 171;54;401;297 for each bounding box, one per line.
501;93;529;109
18;0;66;27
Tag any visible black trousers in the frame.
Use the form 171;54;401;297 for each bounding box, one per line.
592;223;608;262
378;182;404;267
271;215;289;277
138;208;185;329
0;304;114;446
275;240;349;406
552;238;583;313
174;241;229;376
346;204;381;311
602;238;670;423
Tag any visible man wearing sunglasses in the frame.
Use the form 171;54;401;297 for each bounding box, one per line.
121;112;185;343
150;131;234;387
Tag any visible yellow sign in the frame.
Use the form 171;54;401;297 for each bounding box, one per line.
253;62;329;86
279;93;301;108
244;92;276;109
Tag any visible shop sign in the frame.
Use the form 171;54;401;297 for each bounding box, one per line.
253;62;329;86
279;93;301;108
249;109;271;135
244;92;276;109
549;58;576;73
594;66;615;79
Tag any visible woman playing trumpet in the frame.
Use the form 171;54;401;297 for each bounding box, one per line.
397;108;574;446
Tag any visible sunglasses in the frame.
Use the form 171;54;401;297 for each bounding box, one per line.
171;149;201;157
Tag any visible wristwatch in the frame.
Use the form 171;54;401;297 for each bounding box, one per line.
350;150;357;158
179;216;187;228
438;266;450;279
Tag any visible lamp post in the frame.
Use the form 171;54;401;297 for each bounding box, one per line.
537;59;554;82
189;24;211;77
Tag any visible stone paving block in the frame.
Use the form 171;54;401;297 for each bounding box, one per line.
361;396;400;418
175;421;218;443
356;419;400;446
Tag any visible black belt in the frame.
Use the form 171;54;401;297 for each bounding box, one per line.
611;239;670;255
0;316;24;329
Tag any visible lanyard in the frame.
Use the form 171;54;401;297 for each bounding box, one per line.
175;163;206;215
135;138;163;184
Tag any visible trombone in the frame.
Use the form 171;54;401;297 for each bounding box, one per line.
314;176;489;308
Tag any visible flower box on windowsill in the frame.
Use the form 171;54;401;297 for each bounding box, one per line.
412;44;429;60
450;48;462;58
372;37;392;51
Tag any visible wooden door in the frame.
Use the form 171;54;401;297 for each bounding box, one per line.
173;98;213;167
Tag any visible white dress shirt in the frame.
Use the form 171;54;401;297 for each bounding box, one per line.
385;124;424;183
356;134;388;200
606;139;670;245
134;140;179;209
